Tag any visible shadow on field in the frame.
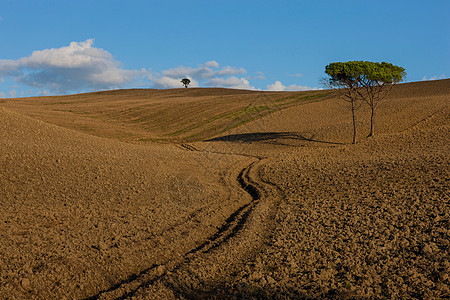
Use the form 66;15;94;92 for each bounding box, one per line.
205;132;342;146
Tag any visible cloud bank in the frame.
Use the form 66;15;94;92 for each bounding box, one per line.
151;61;254;90
421;74;447;81
0;39;146;93
266;80;322;91
0;39;320;95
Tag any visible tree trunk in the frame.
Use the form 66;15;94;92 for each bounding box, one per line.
351;99;357;144
369;108;375;137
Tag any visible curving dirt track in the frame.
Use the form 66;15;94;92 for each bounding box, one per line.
0;79;449;299
0;108;250;299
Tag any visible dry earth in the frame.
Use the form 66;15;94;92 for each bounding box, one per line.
0;79;448;299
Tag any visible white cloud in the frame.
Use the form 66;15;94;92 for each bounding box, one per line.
266;80;322;91
421;74;446;81
289;73;303;78
152;61;252;89
0;39;148;94
202;60;219;68
215;66;246;76
247;71;266;80
163;66;216;81
159;62;245;81
266;81;286;91
8;90;17;98
205;77;255;90
0;91;6;98
152;76;199;89
38;90;51;96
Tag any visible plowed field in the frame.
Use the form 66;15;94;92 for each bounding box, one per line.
1;79;448;299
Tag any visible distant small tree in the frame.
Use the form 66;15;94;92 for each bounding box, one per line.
181;78;191;88
324;61;406;143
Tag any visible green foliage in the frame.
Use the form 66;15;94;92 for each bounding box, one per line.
180;78;191;88
324;61;406;106
325;61;406;87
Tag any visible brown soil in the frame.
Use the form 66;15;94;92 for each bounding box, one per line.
0;79;448;299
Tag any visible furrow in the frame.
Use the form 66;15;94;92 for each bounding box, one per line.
83;158;263;300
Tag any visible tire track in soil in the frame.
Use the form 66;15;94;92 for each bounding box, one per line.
404;107;447;132
83;146;266;300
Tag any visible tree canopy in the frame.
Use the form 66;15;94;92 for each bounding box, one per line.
181;78;191;88
325;61;405;87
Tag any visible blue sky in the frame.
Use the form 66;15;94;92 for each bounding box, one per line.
0;0;449;97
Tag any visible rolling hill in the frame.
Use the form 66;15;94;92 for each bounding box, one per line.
0;79;448;298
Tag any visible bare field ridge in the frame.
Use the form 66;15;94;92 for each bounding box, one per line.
0;79;449;298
